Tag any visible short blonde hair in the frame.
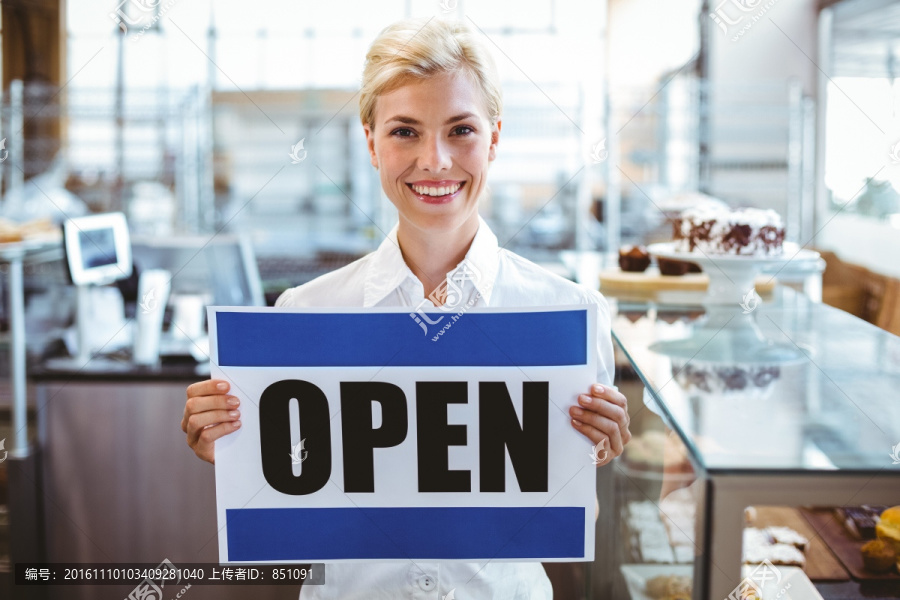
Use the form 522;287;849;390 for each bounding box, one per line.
359;17;502;133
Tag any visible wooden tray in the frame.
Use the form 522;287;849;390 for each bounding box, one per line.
599;268;777;293
801;507;900;581
748;506;849;582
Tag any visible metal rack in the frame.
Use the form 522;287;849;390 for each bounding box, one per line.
605;76;816;247
0;80;214;233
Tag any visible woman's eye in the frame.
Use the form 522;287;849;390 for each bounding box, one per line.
390;126;473;138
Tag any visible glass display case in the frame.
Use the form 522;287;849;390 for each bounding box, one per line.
587;268;900;600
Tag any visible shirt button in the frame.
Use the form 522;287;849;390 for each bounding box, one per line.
417;575;436;591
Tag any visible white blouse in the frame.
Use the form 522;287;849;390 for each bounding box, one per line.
276;217;615;600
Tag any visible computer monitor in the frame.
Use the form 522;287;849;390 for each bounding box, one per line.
63;212;133;286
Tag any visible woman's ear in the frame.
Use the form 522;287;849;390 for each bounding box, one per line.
363;123;379;169
488;118;501;162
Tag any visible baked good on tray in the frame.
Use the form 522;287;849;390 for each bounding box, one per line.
657;256;702;276
860;539;897;573
875;505;900;573
876;506;900;553
766;525;810;552
838;505;888;539
742;527;807;568
673;206;785;256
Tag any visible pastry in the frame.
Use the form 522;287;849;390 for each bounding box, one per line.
619;245;651;272
673;205;785;256
766;526;809;552
838;505;887;539
742;527;806;568
876;505;900;556
657;256;700;276
860;538;896;573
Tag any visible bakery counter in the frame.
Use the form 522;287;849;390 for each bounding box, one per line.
589;284;900;600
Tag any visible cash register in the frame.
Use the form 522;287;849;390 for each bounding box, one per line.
46;212;172;370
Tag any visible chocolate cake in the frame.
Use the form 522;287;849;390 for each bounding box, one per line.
673;206;785;256
657;256;702;276
672;363;781;395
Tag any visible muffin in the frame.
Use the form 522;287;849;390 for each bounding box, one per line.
860;539;896;573
619;245;651;272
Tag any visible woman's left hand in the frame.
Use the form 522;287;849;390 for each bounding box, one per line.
570;384;631;466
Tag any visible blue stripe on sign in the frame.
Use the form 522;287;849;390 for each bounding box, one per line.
226;507;584;561
215;310;587;367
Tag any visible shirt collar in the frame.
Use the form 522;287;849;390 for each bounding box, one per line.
362;216;500;307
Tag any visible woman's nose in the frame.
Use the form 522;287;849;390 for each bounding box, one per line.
417;135;452;172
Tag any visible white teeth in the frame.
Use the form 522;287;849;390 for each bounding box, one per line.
411;183;461;196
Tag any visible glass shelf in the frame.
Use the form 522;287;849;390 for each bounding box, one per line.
596;283;900;599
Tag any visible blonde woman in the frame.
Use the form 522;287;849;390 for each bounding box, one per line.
182;17;630;599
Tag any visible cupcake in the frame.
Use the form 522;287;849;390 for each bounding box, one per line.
619;245;651;272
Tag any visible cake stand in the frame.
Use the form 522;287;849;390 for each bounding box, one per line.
647;242;820;306
646;242;819;365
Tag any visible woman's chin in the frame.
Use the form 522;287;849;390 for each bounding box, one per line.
400;210;479;235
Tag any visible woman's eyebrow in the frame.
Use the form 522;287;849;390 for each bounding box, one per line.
385;112;477;126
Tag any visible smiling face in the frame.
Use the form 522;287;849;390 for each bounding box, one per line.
364;70;500;237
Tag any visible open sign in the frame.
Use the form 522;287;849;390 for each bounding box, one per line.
210;307;597;564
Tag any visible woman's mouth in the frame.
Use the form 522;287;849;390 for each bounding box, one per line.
406;181;465;204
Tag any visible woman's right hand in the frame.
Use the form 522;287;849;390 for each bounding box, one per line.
182;379;242;464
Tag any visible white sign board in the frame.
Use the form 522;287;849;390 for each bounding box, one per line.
209;306;597;563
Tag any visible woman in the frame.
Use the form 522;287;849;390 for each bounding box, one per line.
182;16;630;599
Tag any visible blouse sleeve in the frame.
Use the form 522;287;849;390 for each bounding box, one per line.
274;286;295;308
587;289;616;387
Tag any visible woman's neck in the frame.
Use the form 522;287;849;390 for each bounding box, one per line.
396;213;480;303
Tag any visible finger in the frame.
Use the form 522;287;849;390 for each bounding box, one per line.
576;396;632;448
569;408;624;457
182;394;239;432
589;384;627;408
193;421;242;462
577;394;628;427
187;409;242;445
187;394;240;415
186;379;230;400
